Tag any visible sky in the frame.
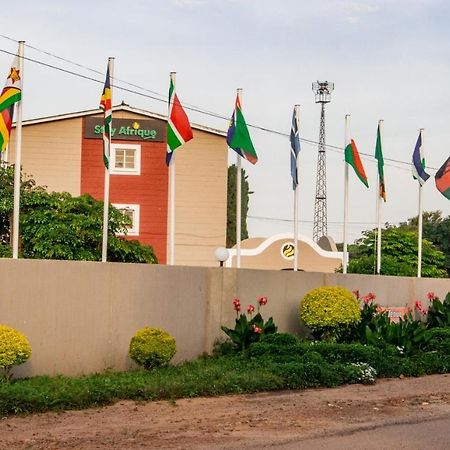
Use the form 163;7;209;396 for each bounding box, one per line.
1;0;449;243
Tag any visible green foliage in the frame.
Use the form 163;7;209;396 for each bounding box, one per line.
1;337;450;416
399;211;450;276
338;292;379;343
226;164;251;248
129;327;176;370
364;312;431;355
427;292;450;328
221;298;277;351
424;328;450;354
247;339;450;378
0;325;31;381
0;164;157;263
299;286;361;341
347;226;447;278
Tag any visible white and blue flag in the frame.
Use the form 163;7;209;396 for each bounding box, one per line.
290;107;301;190
412;132;430;186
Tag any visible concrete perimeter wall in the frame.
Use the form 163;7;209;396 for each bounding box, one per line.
1;259;449;378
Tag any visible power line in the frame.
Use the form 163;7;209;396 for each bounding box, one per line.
0;37;440;172
247;215;386;225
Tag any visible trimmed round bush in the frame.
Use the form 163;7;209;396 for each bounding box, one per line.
129;327;176;370
0;325;31;380
300;286;361;341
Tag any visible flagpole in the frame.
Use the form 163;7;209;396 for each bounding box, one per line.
167;72;177;266
101;57;114;263
417;128;424;278
168;155;176;266
376;120;383;274
343;115;350;274
293;104;300;272
236;88;243;269
12;41;24;260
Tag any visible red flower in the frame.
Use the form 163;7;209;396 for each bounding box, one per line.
234;304;241;313
367;292;376;301
247;304;255;314
258;296;268;306
427;292;437;301
352;290;360;299
414;300;427;315
252;325;262;334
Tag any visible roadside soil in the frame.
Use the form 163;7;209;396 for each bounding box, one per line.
1;374;449;449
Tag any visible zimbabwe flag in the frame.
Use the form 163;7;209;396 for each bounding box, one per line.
0;56;22;152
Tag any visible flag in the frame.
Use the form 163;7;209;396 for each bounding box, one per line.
0;56;22;152
227;95;258;164
290;107;301;190
99;64;112;168
412;132;430;186
345;129;368;187
374;123;386;201
166;73;193;166
435;156;450;200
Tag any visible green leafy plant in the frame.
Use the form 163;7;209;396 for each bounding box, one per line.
364;312;431;355
129;327;176;370
299;286;361;342
340;291;380;343
221;296;277;351
426;292;450;328
0;325;31;381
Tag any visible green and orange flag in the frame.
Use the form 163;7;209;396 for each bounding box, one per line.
0;55;22;152
375;123;386;201
345;126;368;188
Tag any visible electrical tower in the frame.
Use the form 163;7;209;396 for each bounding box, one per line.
312;81;334;241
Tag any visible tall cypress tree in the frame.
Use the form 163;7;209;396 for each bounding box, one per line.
226;164;252;248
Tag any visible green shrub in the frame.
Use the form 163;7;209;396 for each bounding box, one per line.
424;328;450;354
259;333;299;346
364;312;430;355
0;325;31;381
129;327;176;370
300;286;361;341
427;292;450;328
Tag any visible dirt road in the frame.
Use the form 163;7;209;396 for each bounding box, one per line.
1;374;449;449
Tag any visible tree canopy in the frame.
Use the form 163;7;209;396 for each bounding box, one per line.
398;210;450;276
347;226;447;278
0;165;157;263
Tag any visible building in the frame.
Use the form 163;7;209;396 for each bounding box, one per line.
8;104;228;266
225;233;343;272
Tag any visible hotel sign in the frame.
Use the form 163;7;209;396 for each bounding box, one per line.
84;117;165;142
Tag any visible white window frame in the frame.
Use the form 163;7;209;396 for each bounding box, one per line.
109;143;141;175
114;204;140;236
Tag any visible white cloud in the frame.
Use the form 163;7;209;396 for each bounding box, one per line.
174;0;207;7
340;1;379;23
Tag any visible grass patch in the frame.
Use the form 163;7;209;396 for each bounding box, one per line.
1;338;449;416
